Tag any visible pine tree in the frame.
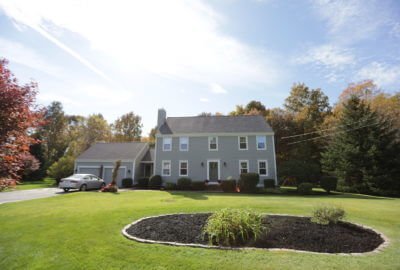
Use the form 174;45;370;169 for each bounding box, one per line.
321;95;400;194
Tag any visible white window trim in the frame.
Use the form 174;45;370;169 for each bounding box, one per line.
238;136;248;150
208;136;218;151
239;160;249;174
257;160;268;176
163;137;172;151
161;160;171;176
207;159;220;180
256;135;267;150
179;137;189;151
179;160;189;177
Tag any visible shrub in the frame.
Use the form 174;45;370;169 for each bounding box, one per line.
149;175;162;189
220;179;237;192
121;178;133;188
297;182;313;195
320;176;338;193
263;179;275;188
203;208;264;246
137;177;149;188
311;204;346;225
47;155;74;184
0;178;17;192
164;182;177;190
177;177;192;190
192;181;206;190
238;173;259;193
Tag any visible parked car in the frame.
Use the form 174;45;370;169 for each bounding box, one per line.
59;174;106;192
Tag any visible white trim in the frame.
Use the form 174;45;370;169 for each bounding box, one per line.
179;160;189;177
238;136;248;150
161;160;171;177
272;135;278;185
179;136;189;151
256;135;267;150
257;160;268;176
239;160;249;174
162;137;172;151
154;138;158;176
207;159;220;180
156;132;274;138
76;159;134;162
208;136;218;151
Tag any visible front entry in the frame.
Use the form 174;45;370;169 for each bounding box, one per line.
208;160;219;181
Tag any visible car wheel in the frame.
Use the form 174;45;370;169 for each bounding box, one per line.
80;184;87;191
63;188;69;192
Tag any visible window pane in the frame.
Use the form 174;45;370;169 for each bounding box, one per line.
259;168;267;175
209;137;217;149
259;162;266;169
240;137;246;143
257;136;266;149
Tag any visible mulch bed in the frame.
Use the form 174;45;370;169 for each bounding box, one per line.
125;213;384;253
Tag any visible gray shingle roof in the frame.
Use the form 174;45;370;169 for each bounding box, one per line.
158;115;273;134
141;148;154;162
77;142;147;160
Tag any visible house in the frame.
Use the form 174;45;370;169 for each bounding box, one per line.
154;109;277;186
74;108;277;187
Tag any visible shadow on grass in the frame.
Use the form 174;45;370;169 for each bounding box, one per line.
167;191;208;200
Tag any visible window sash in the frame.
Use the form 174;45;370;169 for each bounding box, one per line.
179;161;188;176
179;137;188;151
258;161;267;175
162;161;171;176
209;137;218;150
163;138;172;151
256;136;266;150
240;161;248;174
239;136;247;150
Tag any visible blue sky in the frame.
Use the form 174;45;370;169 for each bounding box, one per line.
0;0;399;134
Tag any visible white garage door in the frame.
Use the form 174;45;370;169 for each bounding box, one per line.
103;167;126;187
78;167;101;177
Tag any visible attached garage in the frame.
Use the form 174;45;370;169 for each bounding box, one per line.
74;142;150;187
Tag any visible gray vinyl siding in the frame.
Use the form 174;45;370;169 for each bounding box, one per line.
155;135;276;185
133;145;150;181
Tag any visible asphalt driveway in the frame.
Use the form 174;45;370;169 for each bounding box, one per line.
0;188;64;204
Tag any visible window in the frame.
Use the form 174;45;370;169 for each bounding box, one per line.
179;137;189;151
179;161;188;176
239;160;249;174
163;137;172;151
162;160;171;176
256;136;266;150
208;136;218;151
238;136;248;150
258;160;268;176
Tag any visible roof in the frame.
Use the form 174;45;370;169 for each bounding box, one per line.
158;115;273;135
77;142;147;160
141;148;154;162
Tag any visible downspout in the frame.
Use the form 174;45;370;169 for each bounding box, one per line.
272;134;278;186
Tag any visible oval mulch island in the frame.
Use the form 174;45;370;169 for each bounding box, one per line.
122;213;388;255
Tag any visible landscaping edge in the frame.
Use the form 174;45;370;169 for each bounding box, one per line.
121;213;390;256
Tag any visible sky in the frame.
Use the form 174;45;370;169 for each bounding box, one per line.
0;0;399;135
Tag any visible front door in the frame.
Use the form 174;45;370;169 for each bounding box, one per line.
208;161;219;181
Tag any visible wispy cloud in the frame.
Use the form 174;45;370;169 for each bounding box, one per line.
209;83;227;94
355;62;400;87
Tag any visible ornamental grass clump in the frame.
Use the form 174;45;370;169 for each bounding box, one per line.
311;204;345;225
203;208;264;246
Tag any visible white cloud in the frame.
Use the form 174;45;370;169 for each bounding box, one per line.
209;83;227;94
200;97;209;102
355;62;400;87
296;44;354;69
0;0;282;88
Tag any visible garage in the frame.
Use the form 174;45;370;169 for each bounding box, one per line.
77;166;101;177
103;167;126;186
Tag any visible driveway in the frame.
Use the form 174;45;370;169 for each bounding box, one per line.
0;188;63;204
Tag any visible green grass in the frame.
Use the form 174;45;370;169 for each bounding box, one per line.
0;191;399;270
11;178;56;191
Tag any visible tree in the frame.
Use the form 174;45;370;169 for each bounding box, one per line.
230;100;267;116
47;155;75;184
321;95;400;194
84;114;112;149
0;59;43;181
112;112;142;142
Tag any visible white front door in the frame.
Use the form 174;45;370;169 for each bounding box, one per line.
208;160;220;181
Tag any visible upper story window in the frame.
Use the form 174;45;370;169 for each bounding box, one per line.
256;135;266;150
208;136;218;151
163;137;172;151
179;160;188;176
179;137;189;151
258;160;268;176
162;160;171;176
238;136;248;150
239;160;249;174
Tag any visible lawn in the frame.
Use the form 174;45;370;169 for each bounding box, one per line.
0;190;399;270
11;178;56;191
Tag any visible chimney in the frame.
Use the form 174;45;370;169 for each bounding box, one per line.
157;108;166;128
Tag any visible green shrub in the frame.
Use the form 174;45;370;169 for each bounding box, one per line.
311;204;346;225
121;178;133;188
177;177;192;190
192;181;206;190
238;173;259;193
149;175;162;189
220;179;237;192
164;182;177;190
320;176;338;193
203;208;264;246
263;179;275;188
47;155;74;184
137;177;149;188
297;182;313;195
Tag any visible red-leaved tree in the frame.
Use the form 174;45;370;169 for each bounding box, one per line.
0;59;43;181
